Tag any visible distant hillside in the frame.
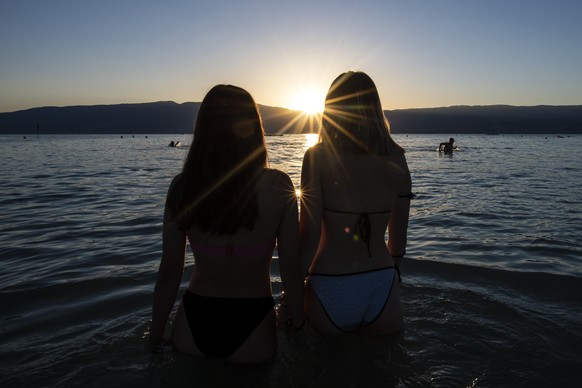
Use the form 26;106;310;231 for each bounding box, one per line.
388;105;582;134
0;101;313;135
0;102;199;135
1;102;581;135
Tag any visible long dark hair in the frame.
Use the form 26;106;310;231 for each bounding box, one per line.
168;84;268;234
320;71;403;154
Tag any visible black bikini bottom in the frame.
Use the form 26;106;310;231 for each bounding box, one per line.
182;290;274;358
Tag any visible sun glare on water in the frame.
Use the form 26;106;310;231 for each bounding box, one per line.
289;88;325;115
305;133;319;147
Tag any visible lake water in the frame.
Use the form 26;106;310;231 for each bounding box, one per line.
0;133;580;387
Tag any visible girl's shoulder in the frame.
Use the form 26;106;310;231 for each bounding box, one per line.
170;172;183;185
260;168;293;187
307;143;326;154
257;168;297;205
166;172;183;195
303;143;331;164
387;149;409;170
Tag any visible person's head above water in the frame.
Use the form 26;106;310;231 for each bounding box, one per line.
320;71;402;154
449;138;455;144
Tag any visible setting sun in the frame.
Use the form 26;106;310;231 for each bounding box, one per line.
288;88;325;115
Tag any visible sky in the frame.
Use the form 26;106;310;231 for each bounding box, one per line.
1;0;581;113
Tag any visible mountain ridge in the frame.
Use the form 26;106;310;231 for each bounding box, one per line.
1;101;581;135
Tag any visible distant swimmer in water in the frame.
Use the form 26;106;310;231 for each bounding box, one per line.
169;141;175;147
438;138;457;154
175;141;181;147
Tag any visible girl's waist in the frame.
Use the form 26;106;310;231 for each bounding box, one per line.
309;252;395;275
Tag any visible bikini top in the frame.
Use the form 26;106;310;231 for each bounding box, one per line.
323;193;415;257
190;241;275;256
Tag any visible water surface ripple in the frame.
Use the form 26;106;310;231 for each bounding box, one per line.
0;133;580;387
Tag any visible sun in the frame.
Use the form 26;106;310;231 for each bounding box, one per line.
288;88;325;115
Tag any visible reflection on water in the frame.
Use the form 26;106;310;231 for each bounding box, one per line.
304;133;319;148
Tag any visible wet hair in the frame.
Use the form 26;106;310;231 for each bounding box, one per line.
320;71;403;154
167;84;268;234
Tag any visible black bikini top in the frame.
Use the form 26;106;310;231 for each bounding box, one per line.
323;193;415;257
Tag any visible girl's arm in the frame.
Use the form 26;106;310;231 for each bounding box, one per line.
276;172;304;329
388;153;412;266
299;147;323;277
150;179;187;349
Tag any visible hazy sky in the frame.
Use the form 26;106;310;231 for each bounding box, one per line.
1;0;581;113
